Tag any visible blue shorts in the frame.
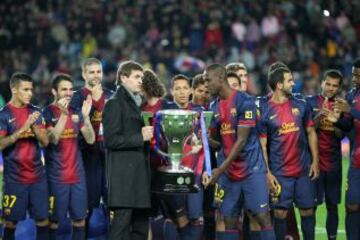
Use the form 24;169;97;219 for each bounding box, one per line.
346;167;360;205
218;172;269;217
315;169;342;205
186;176;203;219
2;179;49;221
273;174;316;209
48;179;87;222
82;144;106;209
157;194;186;220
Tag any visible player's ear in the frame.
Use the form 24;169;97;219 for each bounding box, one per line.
10;83;19;95
81;71;86;81
11;87;17;95
51;88;57;98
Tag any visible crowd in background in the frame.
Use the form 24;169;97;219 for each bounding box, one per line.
1;0;360;106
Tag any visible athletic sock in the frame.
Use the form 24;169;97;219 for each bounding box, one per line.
274;217;287;240
300;215;315;240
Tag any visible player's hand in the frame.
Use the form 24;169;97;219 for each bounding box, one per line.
309;161;320;180
81;95;93;118
25;111;40;127
202;171;211;188
57;98;70;115
322;108;340;123
266;171;279;193
335;97;351;114
142;126;154;141
204;167;223;187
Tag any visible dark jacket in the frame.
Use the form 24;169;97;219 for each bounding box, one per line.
102;85;150;208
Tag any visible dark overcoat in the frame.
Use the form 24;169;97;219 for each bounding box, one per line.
102;85;150;208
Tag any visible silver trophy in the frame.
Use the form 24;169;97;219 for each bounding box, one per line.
153;109;199;193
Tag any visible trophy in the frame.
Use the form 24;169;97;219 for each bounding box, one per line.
153;109;199;194
141;111;153;127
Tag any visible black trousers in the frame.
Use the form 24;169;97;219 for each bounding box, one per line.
109;208;149;240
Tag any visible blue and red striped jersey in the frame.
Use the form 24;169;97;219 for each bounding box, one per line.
306;95;342;172
70;87;113;143
211;90;266;181
43;104;85;183
341;88;360;168
0;103;46;183
259;96;314;177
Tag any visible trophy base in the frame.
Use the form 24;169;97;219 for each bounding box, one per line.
152;171;199;194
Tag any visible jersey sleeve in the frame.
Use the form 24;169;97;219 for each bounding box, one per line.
210;107;220;135
237;97;256;128
42;107;54;129
303;101;315;128
70;90;84;112
33;108;46;129
305;96;318;119
0;110;8;137
344;90;360;119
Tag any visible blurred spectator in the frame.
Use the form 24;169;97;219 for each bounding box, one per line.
0;0;358;106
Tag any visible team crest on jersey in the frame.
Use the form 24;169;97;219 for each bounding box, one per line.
292;108;300;115
71;114;80;123
230;108;237;116
91;110;102;122
245;111;253;119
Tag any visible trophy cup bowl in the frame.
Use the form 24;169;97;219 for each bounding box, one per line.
153;109;199;194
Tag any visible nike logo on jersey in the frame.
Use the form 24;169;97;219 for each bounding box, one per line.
260;203;268;208
51;118;58;122
8;118;15;123
269;114;277;120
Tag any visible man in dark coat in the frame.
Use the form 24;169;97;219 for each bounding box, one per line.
102;61;153;240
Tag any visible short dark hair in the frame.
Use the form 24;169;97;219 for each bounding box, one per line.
268;61;289;73
205;64;227;82
192;74;206;89
51;73;73;91
268;67;291;91
9;72;33;88
171;74;190;88
353;58;360;68
323;69;343;85
81;58;102;72
226;72;241;85
142;69;166;98
116;61;143;84
226;62;247;72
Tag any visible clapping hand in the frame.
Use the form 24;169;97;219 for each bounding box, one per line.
82;95;93;119
335;97;351;114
